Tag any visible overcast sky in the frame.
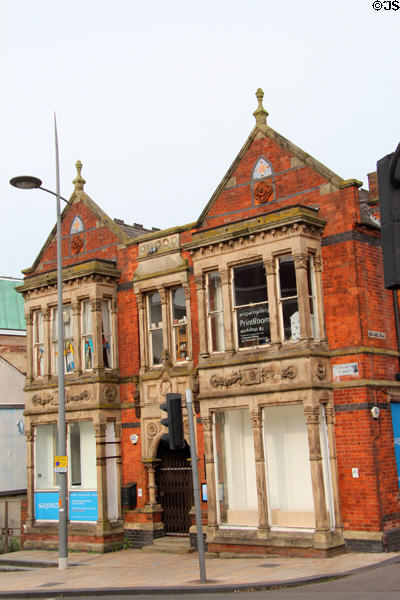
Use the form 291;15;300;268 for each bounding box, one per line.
2;0;399;278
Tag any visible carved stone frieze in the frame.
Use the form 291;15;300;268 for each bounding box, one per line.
209;364;298;389
104;386;117;403
315;362;327;380
32;393;54;406
254;180;273;204
146;421;159;438
66;389;91;404
160;379;172;397
138;234;179;257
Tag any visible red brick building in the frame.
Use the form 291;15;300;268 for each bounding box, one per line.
18;90;400;555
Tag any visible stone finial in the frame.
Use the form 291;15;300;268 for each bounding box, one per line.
73;160;86;192
253;88;269;127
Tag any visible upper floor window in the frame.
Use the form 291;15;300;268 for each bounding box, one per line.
277;256;299;341
33;310;44;376
101;300;113;369
148;292;163;366
233;263;270;348
207;271;225;353
171;287;188;362
307;256;319;339
82;300;93;370
51;305;74;374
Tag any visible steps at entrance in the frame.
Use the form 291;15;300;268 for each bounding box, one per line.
142;536;195;555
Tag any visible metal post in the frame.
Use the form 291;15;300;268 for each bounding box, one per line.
55;114;68;570
186;389;206;583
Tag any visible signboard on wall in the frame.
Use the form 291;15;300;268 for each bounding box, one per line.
35;491;59;521
390;403;400;489
69;491;98;522
236;305;269;347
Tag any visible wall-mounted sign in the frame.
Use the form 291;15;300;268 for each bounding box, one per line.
69;491;98;522
236;305;269;347
54;456;68;473
332;363;359;378
130;434;139;445
368;330;386;340
35;491;59;521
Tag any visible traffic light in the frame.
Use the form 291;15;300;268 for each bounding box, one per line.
160;393;184;450
377;142;400;290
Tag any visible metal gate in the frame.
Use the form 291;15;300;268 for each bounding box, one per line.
156;443;193;535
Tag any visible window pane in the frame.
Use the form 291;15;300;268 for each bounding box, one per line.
172;288;186;321
35;424;57;489
279;257;297;298
207;272;225;352
70;423;81;486
149;292;162;325
282;299;300;341
234;263;267;306
102;300;112;368
208;272;223;313
214;410;258;526
210;314;225;352
151;329;163;365
264;405;315;529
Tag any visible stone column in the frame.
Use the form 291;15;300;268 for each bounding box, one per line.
42;308;51;379
114;421;122;519
136;293;147;369
25;426;35;528
264;259;279;345
111;299;119;370
144;460;160;505
72;301;82;374
183;284;192;361
194;274;209;358
304;404;330;547
314;256;326;340
250;408;269;536
95;421;109;532
202;415;218;536
25;312;33;383
219;269;235;354
91;300;104;373
323;403;343;534
294;253;312;340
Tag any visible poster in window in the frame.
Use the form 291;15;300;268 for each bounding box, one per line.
237;305;270;347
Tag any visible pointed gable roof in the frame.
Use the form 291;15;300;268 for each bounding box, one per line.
23;162;153;275
196;89;362;228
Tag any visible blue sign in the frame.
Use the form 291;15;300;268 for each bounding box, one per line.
391;403;400;489
69;491;98;522
35;491;59;521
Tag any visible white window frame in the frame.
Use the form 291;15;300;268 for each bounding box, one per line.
81;300;94;371
147;292;163;367
32;310;44;377
206;271;225;353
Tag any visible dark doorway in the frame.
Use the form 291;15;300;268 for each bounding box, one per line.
156;439;193;535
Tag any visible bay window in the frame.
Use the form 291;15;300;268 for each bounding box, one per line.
233;263;270;348
207;271;225;352
148;292;163;366
33;310;44;377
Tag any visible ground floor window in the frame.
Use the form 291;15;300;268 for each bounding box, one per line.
34;421;98;522
214;409;258;526
263;404;315;529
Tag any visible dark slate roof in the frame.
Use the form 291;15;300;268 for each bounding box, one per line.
0;278;26;331
113;219;160;238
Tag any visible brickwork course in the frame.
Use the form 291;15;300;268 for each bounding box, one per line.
17;89;400;556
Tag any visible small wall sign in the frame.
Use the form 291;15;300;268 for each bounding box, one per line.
332;363;359;378
368;330;386;340
130;434;139;445
54;456;68;473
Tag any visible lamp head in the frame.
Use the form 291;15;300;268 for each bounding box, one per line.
9;175;42;190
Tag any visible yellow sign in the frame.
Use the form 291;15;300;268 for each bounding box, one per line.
54;456;68;473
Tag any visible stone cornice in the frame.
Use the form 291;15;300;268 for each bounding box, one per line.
185;205;326;254
17;259;121;294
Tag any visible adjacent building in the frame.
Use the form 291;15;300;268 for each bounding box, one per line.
17;91;400;555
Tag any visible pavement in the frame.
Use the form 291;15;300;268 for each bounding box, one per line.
0;547;399;597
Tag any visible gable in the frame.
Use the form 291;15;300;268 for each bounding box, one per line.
197;89;362;234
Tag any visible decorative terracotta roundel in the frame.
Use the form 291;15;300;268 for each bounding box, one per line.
71;235;84;255
254;181;273;204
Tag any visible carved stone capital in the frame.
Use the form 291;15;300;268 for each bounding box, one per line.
136;293;145;310
194;275;205;290
71;301;81;316
304;404;320;425
264;260;276;276
324;404;335;425
293;253;308;270
183;285;191;301
159;289;167;305
249;409;262;429
91;299;103;312
114;422;122;439
94;423;107;438
201;415;213;433
25;312;33;326
219;269;230;286
42;308;50;321
314;256;323;272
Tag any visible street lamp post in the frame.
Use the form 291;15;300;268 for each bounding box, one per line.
10;117;70;570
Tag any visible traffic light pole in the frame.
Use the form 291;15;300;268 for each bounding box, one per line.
185;389;206;583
